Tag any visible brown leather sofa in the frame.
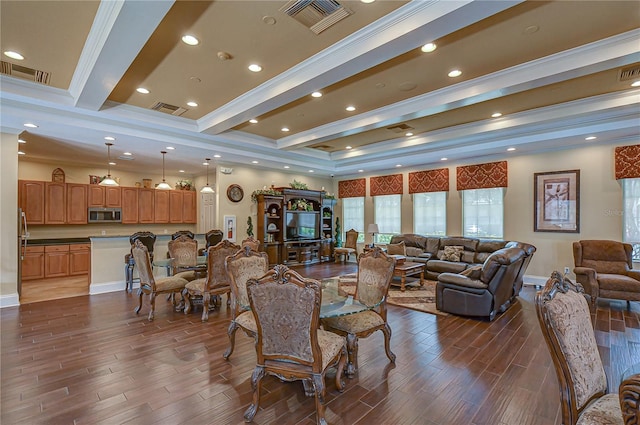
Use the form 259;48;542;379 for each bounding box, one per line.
573;240;640;306
436;247;527;320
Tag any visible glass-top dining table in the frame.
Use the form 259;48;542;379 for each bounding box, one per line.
319;277;373;318
152;256;207;276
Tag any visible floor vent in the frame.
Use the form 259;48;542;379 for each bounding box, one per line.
150;102;187;116
619;65;640;82
386;123;414;133
1;61;51;85
280;0;352;35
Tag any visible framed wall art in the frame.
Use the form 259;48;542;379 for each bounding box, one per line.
224;215;237;242
534;169;580;233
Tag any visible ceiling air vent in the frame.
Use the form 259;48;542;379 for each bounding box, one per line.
1;61;51;85
619;65;640;82
280;0;352;35
150;102;187;116
386;123;414;133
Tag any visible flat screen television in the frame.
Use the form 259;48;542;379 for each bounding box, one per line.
285;211;319;240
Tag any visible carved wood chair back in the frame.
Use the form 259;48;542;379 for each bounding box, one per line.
206;240;240;290
171;230;195;240
344;228;358;251
131;239;156;290
168;235;198;268
205;229;224;248
355;246;396;308
241;236;260;251
225;246;269;314
129;231;156;260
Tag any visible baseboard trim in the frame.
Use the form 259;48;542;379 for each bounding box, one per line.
0;293;20;308
523;275;549;287
90;280;139;295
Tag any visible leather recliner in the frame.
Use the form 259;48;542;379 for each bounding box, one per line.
436;247;527;320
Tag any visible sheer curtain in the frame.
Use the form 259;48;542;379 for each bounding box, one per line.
374;194;401;244
413;192;446;236
622;178;640;262
462;188;504;239
342;197;364;243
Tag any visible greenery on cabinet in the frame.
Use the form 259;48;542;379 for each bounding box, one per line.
289;179;309;190
251;188;282;203
335;217;342;247
175;179;193;190
247;216;254;237
290;198;313;211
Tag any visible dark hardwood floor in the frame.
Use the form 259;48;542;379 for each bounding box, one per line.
2;262;638;425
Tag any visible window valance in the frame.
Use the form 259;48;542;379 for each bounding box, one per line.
456;161;508;191
370;174;403;196
338;178;366;198
615;144;640;179
408;168;449;193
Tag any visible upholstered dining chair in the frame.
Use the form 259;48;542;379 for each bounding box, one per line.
536;271;626;425
131;239;189;321
171;230;195;240
124;231;156;292
241;236;260;251
322;246;396;377
167;234;199;282
334;228;358;263
223;246;269;360
244;264;347;425
198;229;224;255
183;240;240;322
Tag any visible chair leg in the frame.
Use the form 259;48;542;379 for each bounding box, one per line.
335;346;347;391
148;292;156;321
135;289;143;314
244;366;265;422
312;374;328;425
201;292;210;322
223;321;238;360
183;289;192;315
381;324;396;364
345;333;358;377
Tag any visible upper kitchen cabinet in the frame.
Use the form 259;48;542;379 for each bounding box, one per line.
183;191;196;224
121;187;139;224
19;180;45;224
88;185;121;207
154;190;170;223
138;188;155;223
45;182;66;224
169;190;197;223
66;184;88;224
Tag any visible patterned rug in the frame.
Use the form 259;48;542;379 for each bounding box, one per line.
337;274;448;316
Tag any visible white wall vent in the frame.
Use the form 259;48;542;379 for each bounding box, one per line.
280;0;352;35
150;102;187;116
386;123;414;133
1;61;51;85
619;65;640;82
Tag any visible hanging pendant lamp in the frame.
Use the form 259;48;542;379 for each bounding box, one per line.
200;158;214;193
99;142;119;186
156;150;172;190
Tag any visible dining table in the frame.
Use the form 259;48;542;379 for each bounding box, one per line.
152;255;207;277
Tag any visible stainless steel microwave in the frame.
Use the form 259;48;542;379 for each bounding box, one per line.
88;207;122;223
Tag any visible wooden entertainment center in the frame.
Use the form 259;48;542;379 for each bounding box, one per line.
256;188;336;266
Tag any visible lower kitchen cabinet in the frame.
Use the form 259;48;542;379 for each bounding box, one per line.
22;246;45;281
45;245;70;278
23;244;91;282
69;244;91;275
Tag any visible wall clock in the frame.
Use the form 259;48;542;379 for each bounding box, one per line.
227;184;244;202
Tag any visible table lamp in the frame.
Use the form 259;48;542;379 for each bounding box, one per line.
367;223;379;248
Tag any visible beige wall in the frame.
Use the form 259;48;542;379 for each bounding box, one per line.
333;142;636;280
1;133;19;300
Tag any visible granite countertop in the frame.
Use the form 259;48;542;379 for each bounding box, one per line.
27;238;91;246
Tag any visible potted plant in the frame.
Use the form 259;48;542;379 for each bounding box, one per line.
176;179;193;190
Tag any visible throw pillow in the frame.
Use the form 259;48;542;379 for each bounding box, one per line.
441;245;464;262
386;241;406;256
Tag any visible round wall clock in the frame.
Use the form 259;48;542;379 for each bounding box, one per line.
227;184;244;202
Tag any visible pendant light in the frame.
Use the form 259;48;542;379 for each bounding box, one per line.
156;150;172;190
200;158;214;193
99;142;119;186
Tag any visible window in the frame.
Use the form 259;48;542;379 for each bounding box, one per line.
374;194;401;244
462;188;504;239
413;191;446;236
622;178;640;262
342;197;365;243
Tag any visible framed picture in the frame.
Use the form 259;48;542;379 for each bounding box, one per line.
224;215;237;242
534;169;580;233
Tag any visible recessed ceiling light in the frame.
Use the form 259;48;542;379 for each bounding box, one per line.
23;123;38;128
507;147;516;151
123;152;132;156
248;64;262;72
181;35;199;46
202;162;209;166
345;106;356;112
166;146;175;150
187;101;198;107
109;161;116;166
104;136;115;141
361;0;375;3
252;160;259;164
421;43;437;53
358;169;364;173
440;157;448;161
284;165;290;169
585;136;597;140
4;51;24;60
136;87;149;94
395;164;402;167
632;81;640;87
249;119;258;124
18;138;26;144
491;112;502;118
448;69;462;78
179;170;185;173
345;146;352;150
311;91;322;98
213;154;221;158
281;127;290;132
405;132;413;137
308;170;314;173
18;151;25;155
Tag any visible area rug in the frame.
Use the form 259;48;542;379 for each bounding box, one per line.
337;274;448;316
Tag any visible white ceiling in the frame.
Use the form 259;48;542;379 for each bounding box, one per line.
1;0;639;178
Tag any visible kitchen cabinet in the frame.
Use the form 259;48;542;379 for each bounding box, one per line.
88;186;121;207
19;180;45;224
183;191;196;223
169;190;184;223
45;245;69;278
67;184;88;224
138;188;155;223
69;244;91;275
22;246;45;281
87;185;105;207
45;182;66;224
121;187;139;224
154;190;170;223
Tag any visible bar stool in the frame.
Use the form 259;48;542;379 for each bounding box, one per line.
124;231;156;292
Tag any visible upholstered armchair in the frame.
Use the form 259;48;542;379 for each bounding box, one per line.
334;228;358;263
124;231;156;292
131;240;189;321
504;241;536;300
183;240;240;322
223;246;269;360
536;271;626;425
436;247;527;320
244;264;346;425
322;246;396;377
573;240;640;307
167;234;199;282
